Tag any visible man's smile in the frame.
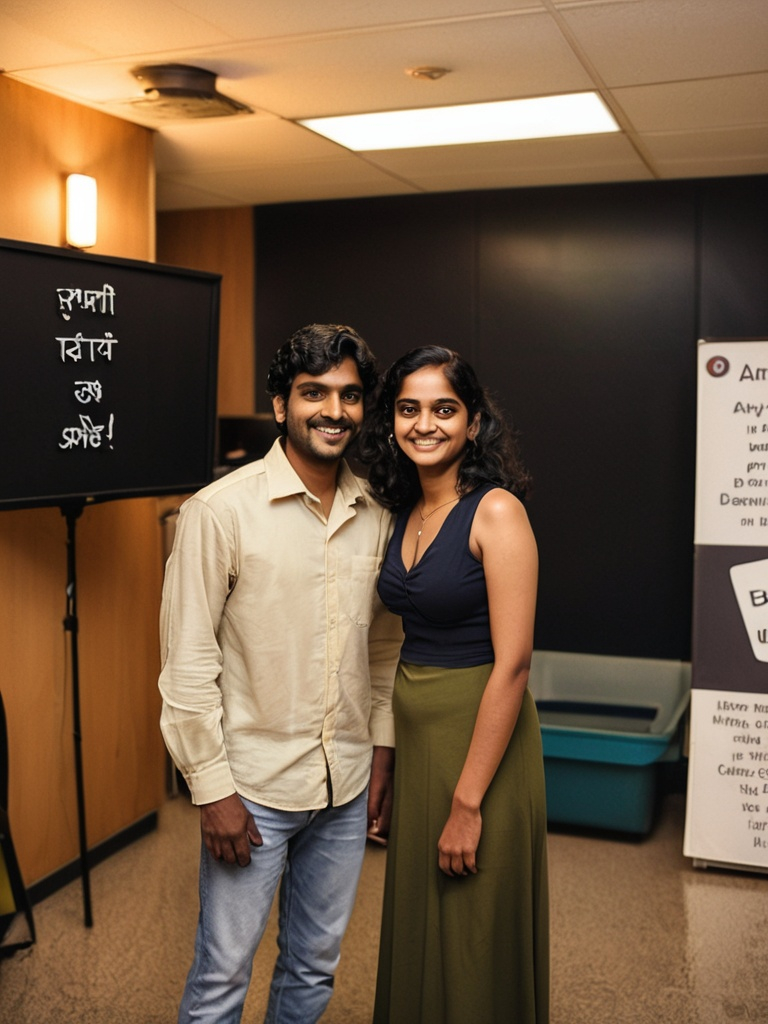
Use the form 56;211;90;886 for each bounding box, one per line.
313;422;350;437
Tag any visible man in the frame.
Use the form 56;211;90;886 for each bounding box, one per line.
159;324;402;1024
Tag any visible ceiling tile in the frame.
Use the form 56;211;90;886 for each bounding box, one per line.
0;0;230;68
614;73;768;133
639;124;768;177
159;157;418;207
153;115;344;173
560;0;768;87
172;0;548;40
363;133;653;189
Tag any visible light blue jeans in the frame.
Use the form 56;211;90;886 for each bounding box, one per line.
178;789;368;1024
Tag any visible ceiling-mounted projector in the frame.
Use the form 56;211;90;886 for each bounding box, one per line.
129;64;252;120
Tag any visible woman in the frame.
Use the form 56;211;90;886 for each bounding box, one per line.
361;346;549;1024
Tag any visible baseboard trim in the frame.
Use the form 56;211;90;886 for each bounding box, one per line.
27;811;158;906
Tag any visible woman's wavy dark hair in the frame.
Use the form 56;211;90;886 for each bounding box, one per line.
359;346;531;511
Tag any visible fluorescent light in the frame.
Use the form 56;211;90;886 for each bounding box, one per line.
299;92;620;152
66;174;98;249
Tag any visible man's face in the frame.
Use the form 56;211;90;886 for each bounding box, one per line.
273;357;365;465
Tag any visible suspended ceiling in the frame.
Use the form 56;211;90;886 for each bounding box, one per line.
2;0;768;210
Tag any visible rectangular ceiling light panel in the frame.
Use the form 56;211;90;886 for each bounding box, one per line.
300;93;620;151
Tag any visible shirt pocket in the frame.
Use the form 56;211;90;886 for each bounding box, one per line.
339;555;381;627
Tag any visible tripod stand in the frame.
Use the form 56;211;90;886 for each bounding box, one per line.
61;500;93;928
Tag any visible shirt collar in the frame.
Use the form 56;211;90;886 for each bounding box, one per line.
263;437;370;509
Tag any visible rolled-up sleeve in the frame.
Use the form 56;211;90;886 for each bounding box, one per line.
158;498;237;805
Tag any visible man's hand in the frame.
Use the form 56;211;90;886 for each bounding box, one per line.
200;793;262;867
367;745;395;843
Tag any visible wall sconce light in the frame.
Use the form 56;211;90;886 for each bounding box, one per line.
65;174;98;249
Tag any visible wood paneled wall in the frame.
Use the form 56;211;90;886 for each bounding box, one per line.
0;76;166;886
157;207;256;416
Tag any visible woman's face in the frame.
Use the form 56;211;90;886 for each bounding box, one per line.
393;364;479;471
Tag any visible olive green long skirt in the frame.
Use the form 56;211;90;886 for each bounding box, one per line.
373;662;549;1024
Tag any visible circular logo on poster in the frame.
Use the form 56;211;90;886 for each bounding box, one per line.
706;355;730;377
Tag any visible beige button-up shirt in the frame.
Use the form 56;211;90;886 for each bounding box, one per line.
159;439;402;810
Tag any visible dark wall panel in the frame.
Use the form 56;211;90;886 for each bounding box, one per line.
476;183;698;657
699;177;768;338
253;176;768;660
255;193;476;408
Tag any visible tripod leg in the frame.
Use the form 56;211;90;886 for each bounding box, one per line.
63;503;93;929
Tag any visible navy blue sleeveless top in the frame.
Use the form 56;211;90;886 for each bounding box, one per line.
378;483;497;668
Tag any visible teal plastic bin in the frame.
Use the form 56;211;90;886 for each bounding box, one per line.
527;651;691;834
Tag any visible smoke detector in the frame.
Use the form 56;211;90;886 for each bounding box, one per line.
406;67;450;81
129;64;253;120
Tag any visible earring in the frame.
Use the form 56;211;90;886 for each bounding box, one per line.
387;433;397;455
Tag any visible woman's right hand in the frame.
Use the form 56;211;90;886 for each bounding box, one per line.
437;800;482;876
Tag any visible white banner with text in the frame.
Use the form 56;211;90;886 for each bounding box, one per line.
684;338;768;871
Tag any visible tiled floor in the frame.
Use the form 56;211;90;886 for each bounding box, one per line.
548;793;768;1024
2;789;767;1023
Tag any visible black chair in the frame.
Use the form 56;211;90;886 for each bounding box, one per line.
0;691;35;956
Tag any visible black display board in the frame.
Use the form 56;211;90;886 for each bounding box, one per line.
0;238;220;509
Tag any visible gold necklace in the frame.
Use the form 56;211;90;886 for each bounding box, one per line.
413;496;459;558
